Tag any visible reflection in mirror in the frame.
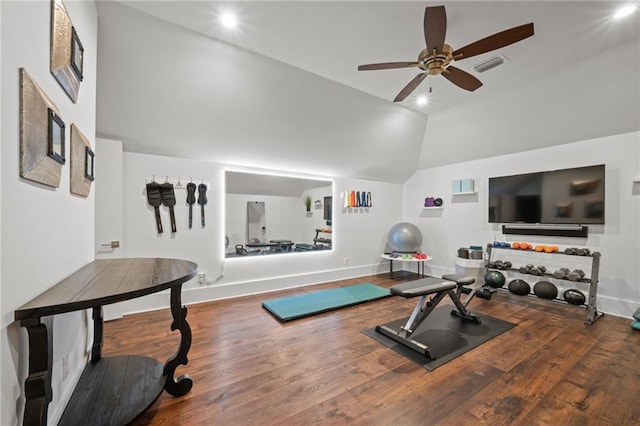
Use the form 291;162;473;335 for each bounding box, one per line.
225;171;333;258
247;201;266;243
47;108;66;164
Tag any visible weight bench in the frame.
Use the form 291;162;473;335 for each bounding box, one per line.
375;274;481;360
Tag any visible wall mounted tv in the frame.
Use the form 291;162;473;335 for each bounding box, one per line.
488;164;605;225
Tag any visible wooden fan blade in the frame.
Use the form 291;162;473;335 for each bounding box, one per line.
441;66;483;91
424;6;447;53
453;23;534;60
393;73;428;102
358;62;418;71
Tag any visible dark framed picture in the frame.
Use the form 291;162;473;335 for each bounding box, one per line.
324;196;332;221
85;147;95;181
70;26;84;81
47;108;66;164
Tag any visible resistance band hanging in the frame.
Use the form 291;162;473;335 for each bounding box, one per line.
186;182;196;229
146;181;163;233
160;182;177;233
197;183;208;227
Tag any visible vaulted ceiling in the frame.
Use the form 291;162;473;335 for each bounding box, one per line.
96;1;639;183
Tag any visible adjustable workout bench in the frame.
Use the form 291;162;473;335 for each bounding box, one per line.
375;274;481;360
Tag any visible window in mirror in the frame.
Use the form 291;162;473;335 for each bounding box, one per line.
225;171;332;258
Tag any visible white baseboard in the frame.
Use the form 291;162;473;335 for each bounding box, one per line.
597;295;639;319
108;262;638;321
114;263;389;317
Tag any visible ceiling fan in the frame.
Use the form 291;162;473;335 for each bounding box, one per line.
358;5;534;102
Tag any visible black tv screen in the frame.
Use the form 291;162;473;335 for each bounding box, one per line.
488;164;605;224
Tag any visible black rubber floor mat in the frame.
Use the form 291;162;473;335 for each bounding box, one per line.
363;306;515;370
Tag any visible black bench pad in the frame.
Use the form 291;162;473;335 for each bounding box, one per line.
441;274;476;286
390;277;456;298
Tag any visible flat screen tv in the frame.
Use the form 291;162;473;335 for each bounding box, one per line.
488;164;605;225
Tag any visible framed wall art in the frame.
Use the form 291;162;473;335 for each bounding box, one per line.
70;124;94;197
51;0;83;102
19;68;65;188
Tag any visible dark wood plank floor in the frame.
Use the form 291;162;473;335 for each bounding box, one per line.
102;274;640;425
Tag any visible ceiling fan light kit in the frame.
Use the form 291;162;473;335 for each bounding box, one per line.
357;5;534;102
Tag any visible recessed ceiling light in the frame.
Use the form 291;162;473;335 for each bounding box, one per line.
220;13;238;28
614;4;637;19
416;96;428;106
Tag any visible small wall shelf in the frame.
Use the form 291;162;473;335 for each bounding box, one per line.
452;178;475;194
452;191;477;195
423;206;444;210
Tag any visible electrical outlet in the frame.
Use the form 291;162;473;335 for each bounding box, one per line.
343;257;349;265
62;355;69;381
199;273;206;284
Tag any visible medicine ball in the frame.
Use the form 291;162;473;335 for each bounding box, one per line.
508;279;530;296
533;281;558;300
484;270;506;288
563;289;586;305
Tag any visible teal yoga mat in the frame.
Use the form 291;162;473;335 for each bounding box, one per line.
262;283;391;322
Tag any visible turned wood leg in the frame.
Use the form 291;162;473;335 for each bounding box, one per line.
91;306;103;363
163;284;193;396
21;317;53;426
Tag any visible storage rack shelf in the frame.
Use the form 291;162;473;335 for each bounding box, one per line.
314;228;332;248
486;244;602;324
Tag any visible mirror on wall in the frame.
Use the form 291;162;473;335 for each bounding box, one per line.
225;171;333;258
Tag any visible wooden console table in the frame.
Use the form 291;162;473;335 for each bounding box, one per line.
14;258;198;426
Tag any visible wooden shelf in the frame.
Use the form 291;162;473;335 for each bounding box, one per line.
60;356;165;425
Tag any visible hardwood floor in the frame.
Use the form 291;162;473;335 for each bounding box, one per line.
103;274;640;425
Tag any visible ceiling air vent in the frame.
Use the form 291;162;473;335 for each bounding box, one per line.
473;55;507;73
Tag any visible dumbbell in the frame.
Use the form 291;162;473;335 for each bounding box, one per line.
564;247;577;255
519;265;531;274
567;269;585;281
529;267;542;276
553;268;570;279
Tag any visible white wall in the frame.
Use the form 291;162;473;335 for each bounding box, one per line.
95;1;428;184
112;151;402;313
404;131;640;317
226;194;304;249
1;1;98;425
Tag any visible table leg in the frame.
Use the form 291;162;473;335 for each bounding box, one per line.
21;317;53;426
163;284;193;396
91;307;103;363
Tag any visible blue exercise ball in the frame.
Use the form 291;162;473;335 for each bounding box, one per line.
388;222;423;253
